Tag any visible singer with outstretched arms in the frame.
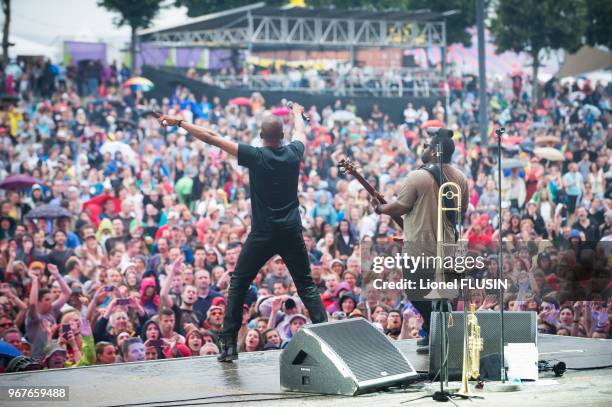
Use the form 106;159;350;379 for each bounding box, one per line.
371;130;468;340
157;103;327;362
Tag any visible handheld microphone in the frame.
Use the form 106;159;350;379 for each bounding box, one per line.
286;101;311;122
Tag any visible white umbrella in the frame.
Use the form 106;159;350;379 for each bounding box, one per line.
100;141;138;165
500;158;526;170
329;110;356;122
534;147;564;162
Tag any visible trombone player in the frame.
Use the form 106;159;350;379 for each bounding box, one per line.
371;128;468;347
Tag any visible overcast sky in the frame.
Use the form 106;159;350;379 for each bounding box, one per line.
4;0;189;45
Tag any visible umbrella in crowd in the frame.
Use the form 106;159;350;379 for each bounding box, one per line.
25;204;72;219
501;135;523;145
500;158;526;170
271;106;290;116
122;77;154;92
420;119;444;129
329;110;356;122
100;141;138;165
534;147;564;161
0;174;43;190
82;194;122;228
228;97;251;107
535;135;561;146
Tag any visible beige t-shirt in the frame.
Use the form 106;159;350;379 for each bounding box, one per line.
397;164;469;249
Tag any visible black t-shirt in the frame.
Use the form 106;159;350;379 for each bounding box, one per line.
237;141;304;232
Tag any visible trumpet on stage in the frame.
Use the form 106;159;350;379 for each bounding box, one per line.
457;303;484;396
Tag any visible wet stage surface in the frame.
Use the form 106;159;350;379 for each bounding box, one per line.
1;336;611;407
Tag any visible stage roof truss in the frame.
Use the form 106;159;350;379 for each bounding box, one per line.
146;11;446;49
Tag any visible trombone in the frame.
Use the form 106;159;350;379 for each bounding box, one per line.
424;181;462;300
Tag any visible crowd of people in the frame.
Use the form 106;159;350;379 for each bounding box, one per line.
0;55;610;372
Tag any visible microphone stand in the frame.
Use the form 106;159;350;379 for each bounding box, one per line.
436;137;450;397
497;127;505;384
488;128;520;392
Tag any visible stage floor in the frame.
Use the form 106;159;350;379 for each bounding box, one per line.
1;335;611;407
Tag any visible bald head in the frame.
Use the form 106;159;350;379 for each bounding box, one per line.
261;115;284;141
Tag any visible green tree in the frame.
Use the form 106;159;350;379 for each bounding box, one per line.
1;0;10;62
308;0;411;11
176;0;285;18
491;0;587;103
410;0;476;46
176;0;414;17
98;0;165;72
585;0;612;48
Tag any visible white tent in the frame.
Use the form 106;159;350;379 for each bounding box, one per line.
8;35;56;59
556;46;612;78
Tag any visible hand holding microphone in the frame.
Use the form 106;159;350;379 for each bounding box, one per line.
287;101;310;122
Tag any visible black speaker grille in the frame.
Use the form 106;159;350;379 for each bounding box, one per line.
306;319;413;382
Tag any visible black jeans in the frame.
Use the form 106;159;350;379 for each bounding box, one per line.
220;228;328;341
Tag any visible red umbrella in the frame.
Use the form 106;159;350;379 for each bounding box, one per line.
271;106;290;116
228;97;252;107
420;119;444;129
501;135;523;145
82;194;122;228
0;174;44;190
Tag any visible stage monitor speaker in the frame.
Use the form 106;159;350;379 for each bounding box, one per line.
429;311;537;380
280;318;418;396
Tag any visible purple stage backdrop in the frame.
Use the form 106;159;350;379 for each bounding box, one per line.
64;41;107;65
137;44;244;71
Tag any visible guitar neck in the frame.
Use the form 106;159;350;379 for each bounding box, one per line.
341;162;403;233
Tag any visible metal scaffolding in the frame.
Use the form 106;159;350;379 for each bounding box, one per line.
141;3;447;50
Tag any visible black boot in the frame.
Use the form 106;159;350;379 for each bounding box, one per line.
217;337;238;363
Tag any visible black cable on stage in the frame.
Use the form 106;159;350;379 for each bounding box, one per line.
567;365;612;371
97;392;323;407
541;358;612;373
